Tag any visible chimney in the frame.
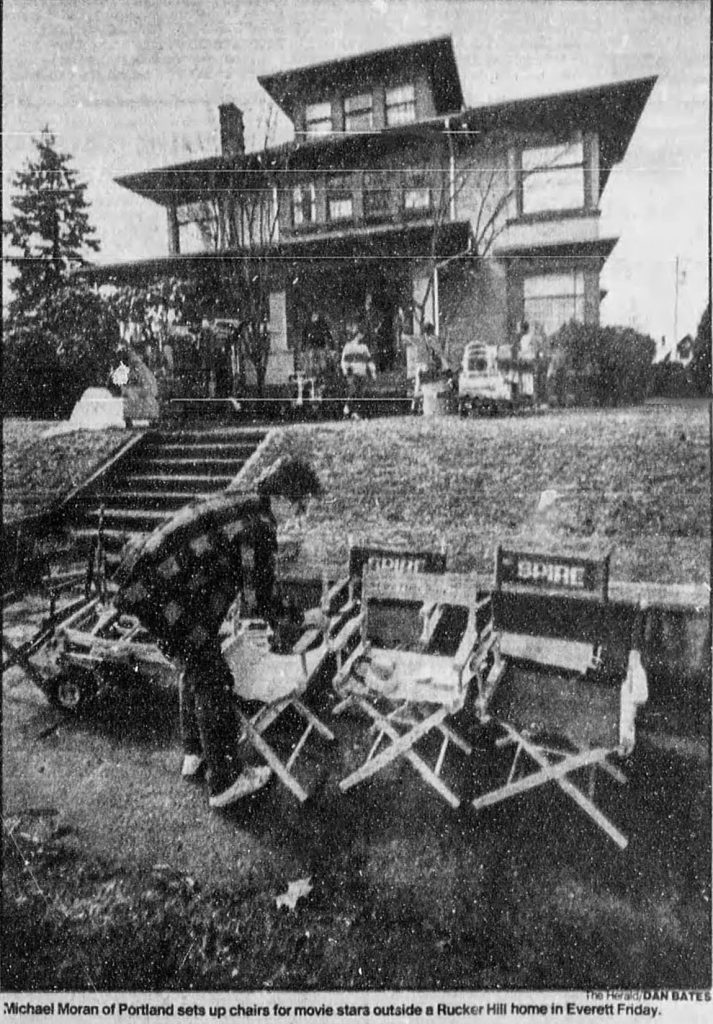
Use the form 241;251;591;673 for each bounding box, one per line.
219;103;245;159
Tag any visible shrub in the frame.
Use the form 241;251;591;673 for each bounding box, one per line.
547;322;656;407
2;285;121;418
651;359;695;399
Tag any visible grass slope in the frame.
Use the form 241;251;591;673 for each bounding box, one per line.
243;406;710;584
3;420;134;524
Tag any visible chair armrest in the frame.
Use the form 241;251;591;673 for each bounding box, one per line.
330;611;366;653
324;575;351;614
292;627;322;655
454;618;480;672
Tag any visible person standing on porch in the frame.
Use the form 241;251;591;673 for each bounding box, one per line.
361;292;386;372
341;321;376;385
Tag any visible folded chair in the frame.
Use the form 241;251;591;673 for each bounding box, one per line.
473;545;648;849
221;602;335;803
331;568;492;808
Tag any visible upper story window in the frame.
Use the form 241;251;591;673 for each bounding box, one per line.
386;83;416;127
305;101;332;135
363;171;391;221
403;185;431;213
402;170;432;215
344;93;373;133
292;183;316;227
523;271;585;336
327;175;353;222
521;139;584;215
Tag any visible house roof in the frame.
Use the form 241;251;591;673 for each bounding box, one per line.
257;35;464;122
115;75;656;207
451;75;657;196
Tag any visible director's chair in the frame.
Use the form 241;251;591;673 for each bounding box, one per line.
472;545;648;849
222;607;335;803
330;568;492;808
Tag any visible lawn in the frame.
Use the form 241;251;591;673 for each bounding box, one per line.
3;419;133;524
241;404;711;585
2;403;711;993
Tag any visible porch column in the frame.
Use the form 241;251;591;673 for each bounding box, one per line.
167;202;180;255
266;289;295;385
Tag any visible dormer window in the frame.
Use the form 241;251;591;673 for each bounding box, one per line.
305;101;332;135
521;139;584;215
292;184;316;227
386;84;416;126
344;93;373;132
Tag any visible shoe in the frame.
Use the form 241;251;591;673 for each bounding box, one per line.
209;766;273;809
181;754;204;779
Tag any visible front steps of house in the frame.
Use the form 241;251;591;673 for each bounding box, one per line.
67;427;268;572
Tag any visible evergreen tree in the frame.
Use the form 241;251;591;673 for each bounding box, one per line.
3;128;100;317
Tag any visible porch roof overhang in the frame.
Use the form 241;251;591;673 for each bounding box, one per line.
495;235;619;268
79;220;473;286
276;218;472;261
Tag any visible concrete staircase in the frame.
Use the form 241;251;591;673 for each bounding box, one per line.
68;427;269;572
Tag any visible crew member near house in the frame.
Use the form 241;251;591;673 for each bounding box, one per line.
302;310;334;378
361;292;388;372
341;321;376;386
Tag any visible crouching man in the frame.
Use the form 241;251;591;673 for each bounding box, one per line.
177;457;323;809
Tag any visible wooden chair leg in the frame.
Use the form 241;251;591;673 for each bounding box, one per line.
339;699;461;808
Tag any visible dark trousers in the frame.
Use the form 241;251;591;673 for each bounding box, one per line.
180;645;244;796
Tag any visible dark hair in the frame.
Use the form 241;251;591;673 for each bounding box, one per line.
256;456;322;501
521;321;530;334
423;322;435;336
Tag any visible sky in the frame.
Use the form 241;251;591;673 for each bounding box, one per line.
2;0;710;348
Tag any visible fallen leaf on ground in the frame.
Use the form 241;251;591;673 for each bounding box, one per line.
275;877;312;910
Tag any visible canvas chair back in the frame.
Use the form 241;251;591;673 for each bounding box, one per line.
361;568;483;654
328;542;447;649
491;545;647;753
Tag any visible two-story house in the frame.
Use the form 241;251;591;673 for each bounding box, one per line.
92;37;656;389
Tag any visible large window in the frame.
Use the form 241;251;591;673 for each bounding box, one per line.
327;175;353;222
292;183;316;227
386;83;416;126
305;101;332;135
345;93;373;133
521;139;584;215
523;272;585;336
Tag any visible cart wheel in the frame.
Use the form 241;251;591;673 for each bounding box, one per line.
45;670;97;714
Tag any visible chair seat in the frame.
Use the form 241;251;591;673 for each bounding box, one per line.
499;632;600;675
225;636;327;703
357;646;464;712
